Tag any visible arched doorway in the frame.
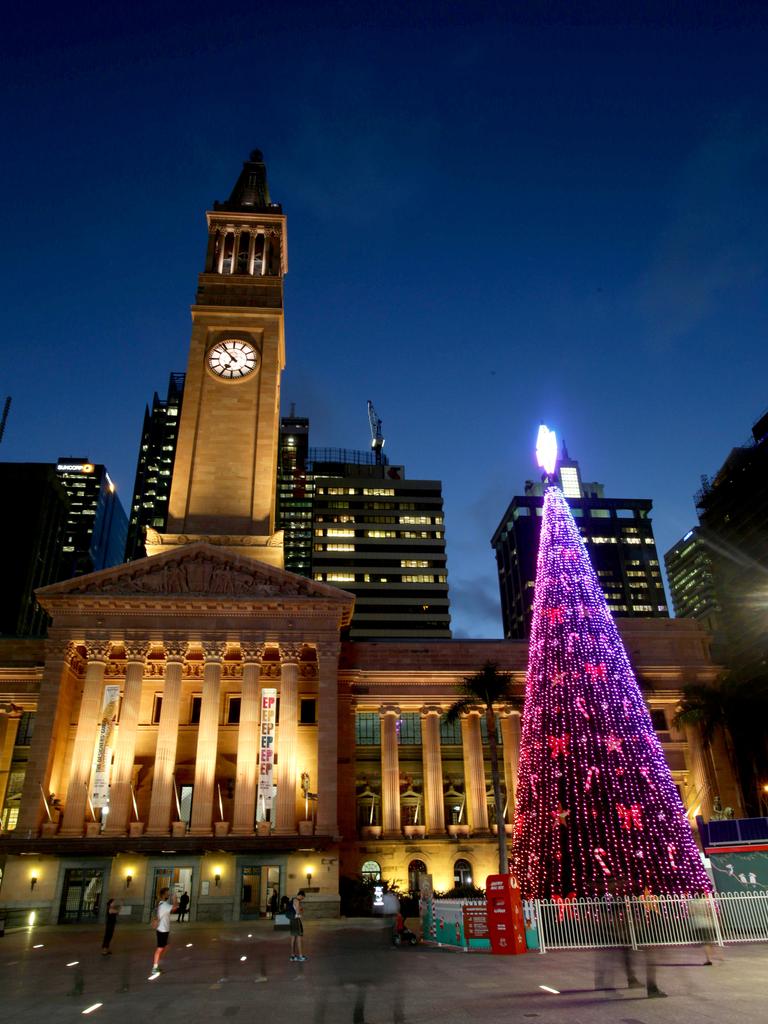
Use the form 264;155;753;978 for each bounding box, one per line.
453;858;473;887
408;859;427;895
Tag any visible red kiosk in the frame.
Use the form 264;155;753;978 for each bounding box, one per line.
485;874;527;955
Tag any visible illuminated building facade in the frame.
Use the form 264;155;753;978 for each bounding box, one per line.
310;453;451;640
56;458;128;577
491;451;668;639
125;372;185;561
664;526;720;634
276;412;313;575
0;154;731;927
694;409;768;670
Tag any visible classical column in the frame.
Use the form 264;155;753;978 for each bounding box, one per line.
60;640;112;835
247;230;256;275
380;705;401;837
499;709;522;818
316;640;341;836
274;643;301;834
103;641;149;834
232;228;242;273
0;710;21;815
420;706;445;834
147;642;187;834
232;642;265;834
189;641;226;834
461;710;489;833
17;640;78;833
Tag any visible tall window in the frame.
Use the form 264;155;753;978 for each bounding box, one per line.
356;713;380;745
15;712;35;746
398;713;421;745
440;715;461;745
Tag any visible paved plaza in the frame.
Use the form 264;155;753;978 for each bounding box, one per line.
1;918;766;1024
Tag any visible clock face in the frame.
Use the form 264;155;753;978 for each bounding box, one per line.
207;339;259;379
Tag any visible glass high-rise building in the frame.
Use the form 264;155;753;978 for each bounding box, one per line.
693;409;768;670
310;451;451;640
56;458;128;577
125;372;185;561
491;450;668;639
276;412;313;574
664;527;720;634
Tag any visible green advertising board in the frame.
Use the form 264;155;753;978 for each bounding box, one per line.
709;850;768;894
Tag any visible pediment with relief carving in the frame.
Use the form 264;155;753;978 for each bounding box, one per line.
36;542;353;608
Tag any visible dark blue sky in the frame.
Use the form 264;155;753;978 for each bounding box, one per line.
2;2;767;637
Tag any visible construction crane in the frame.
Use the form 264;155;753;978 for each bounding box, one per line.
0;396;11;444
367;400;385;465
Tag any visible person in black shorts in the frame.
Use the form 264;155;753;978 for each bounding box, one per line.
289;890;307;962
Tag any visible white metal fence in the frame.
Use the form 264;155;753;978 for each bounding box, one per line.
533;892;768;953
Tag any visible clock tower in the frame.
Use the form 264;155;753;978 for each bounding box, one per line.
146;150;287;567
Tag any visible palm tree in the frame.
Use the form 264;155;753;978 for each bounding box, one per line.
446;662;521;875
674;671;768;817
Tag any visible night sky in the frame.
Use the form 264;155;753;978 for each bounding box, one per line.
2;2;767;638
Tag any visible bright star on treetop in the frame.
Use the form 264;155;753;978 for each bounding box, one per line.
536;423;558;476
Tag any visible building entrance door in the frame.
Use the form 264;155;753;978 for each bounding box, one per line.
58;868;105;923
240;865;280;919
152;866;194;911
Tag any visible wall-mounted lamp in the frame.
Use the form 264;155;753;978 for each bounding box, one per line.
213;866;222;887
125;874;133;889
305;865;314;887
30;875;38;891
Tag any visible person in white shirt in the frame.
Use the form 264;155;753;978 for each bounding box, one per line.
151;887;179;977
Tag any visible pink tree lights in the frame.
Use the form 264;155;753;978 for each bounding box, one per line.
512;482;712;899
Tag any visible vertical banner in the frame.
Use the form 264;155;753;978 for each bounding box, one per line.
258;687;278;816
91;684;121;808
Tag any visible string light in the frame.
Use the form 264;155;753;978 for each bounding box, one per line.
512;485;712;899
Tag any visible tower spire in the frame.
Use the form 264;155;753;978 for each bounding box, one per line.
214;149;280;213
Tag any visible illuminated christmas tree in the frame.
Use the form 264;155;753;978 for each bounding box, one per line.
512;426;712;899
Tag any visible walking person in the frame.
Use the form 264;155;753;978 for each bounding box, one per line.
268;887;279;919
150;887;178;978
288;890;307;962
595;879;666;998
101;898;121;955
177;891;190;923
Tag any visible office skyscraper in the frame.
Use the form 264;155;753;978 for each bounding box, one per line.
276;411;313;574
311;451;451;639
56;457;128;577
694;409;768;670
125;372;185;560
664;527;720;634
491;448;667;638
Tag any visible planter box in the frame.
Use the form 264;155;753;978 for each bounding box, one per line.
171;820;187;837
491;824;514;836
41;821;59;837
214;821;230;837
298;820;314;836
403;825;426;839
257;821;271;836
85;821;101;837
361;825;382;839
447;824;470;838
129;822;145;837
